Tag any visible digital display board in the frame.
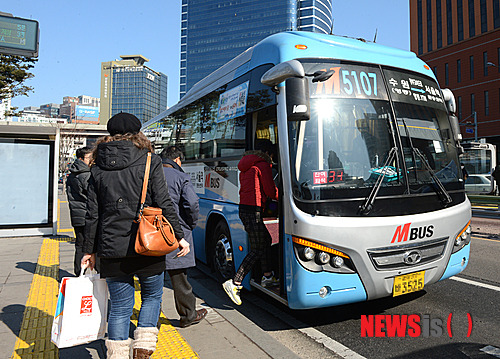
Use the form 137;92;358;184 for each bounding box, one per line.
0;14;39;57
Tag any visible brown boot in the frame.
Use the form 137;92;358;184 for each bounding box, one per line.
132;348;154;359
132;327;158;359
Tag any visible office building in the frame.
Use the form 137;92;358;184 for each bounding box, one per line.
100;55;168;125
59;96;100;124
180;0;333;97
410;0;500;144
39;103;60;118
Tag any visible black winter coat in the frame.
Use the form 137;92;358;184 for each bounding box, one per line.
82;140;184;259
66;158;91;227
163;159;199;270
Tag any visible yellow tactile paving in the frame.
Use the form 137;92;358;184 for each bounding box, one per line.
11;219;194;358
11;237;61;359
132;280;199;359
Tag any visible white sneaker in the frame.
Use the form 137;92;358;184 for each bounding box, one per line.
261;274;279;287
223;280;242;305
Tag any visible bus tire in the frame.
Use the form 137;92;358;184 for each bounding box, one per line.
212;220;235;281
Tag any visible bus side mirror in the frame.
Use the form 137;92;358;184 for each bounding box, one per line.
449;115;464;155
286;77;310;121
449;115;462;142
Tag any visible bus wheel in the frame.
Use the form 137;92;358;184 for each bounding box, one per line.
213;221;235;281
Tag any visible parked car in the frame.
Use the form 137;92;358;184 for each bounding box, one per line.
465;174;494;194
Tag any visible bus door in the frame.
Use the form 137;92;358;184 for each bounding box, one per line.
252;106;284;296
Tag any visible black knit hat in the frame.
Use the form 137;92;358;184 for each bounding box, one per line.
107;112;141;136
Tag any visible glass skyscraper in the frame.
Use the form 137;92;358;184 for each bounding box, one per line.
100;55;168;125
180;0;333;97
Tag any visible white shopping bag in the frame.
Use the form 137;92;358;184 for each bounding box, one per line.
51;268;108;348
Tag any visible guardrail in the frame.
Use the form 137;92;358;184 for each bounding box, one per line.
467;194;500;210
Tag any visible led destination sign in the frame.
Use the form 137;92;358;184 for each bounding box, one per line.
0;14;39;57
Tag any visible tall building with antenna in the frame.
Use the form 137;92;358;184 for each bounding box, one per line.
180;0;333;97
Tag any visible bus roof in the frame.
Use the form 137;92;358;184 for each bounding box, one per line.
144;31;434;129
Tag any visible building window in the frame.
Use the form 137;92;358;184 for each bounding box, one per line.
433;66;438;76
495;0;500;28
497;47;500;72
471;93;475;113
469;0;476;37
457;0;464;41
427;0;433;51
480;0;487;33
458;96;462;119
446;0;453;45
418;0;423;54
457;59;462;83
470;55;474;79
436;0;442;48
484;91;489;116
484;51;488;76
445;63;449;85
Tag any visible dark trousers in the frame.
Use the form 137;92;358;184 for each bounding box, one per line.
73;226;85;276
167;269;196;325
234;205;272;283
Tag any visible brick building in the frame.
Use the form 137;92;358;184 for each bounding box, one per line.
410;0;500;146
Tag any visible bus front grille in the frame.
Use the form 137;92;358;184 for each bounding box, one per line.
367;237;448;270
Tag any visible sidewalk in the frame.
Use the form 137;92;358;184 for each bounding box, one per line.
0;193;300;359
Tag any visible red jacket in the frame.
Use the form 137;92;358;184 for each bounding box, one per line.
238;151;278;207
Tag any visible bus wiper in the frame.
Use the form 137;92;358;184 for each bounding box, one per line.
399;118;452;206
358;147;397;215
413;147;453;206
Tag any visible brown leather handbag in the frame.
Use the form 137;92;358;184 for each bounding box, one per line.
135;152;179;256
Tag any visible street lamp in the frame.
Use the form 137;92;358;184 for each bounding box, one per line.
460;111;478;141
486;61;498;68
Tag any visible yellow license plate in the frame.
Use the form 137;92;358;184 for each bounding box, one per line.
393;271;425;297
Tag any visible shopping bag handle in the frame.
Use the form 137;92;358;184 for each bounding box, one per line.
79;266;98;277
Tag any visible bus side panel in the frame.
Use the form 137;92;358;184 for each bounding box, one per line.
192;209;207;263
194;199;249;281
284;234;367;309
439;243;470;281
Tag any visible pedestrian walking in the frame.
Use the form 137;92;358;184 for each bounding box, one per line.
492;165;500;195
223;139;279;306
160;146;207;327
66;146;93;276
81;113;190;359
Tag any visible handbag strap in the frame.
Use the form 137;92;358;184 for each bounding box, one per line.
137;152;152;219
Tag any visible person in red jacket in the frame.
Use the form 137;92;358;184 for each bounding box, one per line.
223;139;278;305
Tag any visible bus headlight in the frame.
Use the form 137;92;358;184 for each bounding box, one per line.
302;247;315;261
453;222;471;253
316;251;330;264
331;256;344;268
292;236;356;273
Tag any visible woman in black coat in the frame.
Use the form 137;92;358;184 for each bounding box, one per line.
81;113;189;359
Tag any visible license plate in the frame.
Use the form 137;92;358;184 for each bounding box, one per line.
393;271;425;297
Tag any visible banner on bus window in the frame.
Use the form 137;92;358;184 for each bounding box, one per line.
217;81;249;123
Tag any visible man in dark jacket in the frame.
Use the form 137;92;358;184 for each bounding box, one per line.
66;146;93;275
160;146;207;328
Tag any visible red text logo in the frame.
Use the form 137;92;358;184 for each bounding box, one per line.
80;295;93;314
361;314;472;338
391;223;434;243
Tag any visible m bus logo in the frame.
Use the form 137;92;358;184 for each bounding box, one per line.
391;223;434;243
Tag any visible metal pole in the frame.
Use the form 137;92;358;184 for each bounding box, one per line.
474;111;477;141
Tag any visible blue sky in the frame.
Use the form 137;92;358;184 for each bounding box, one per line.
4;0;409;111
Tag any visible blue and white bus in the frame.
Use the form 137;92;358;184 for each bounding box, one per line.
143;31;471;309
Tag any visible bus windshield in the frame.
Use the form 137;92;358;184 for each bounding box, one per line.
288;61;461;201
